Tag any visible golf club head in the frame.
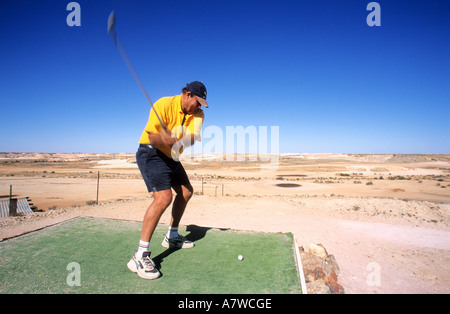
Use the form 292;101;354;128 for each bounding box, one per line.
107;11;116;34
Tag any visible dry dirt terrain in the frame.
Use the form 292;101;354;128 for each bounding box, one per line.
1;152;449;293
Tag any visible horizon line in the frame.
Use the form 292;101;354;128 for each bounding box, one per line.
1;151;449;156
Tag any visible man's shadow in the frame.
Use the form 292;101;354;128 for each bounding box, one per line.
152;225;215;275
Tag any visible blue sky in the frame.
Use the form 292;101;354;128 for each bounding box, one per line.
0;0;449;154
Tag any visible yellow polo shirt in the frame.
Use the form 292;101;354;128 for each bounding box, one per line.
138;94;204;158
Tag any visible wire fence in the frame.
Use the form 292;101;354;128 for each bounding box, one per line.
191;177;246;197
2;173;248;214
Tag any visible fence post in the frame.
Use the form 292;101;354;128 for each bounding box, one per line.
96;171;100;205
9;185;17;216
9;185;12;210
9;199;17;216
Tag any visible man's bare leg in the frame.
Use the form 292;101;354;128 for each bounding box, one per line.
140;189;173;242
127;189;172;280
161;184;194;248
170;184;193;228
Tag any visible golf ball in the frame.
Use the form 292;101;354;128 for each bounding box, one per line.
238;255;244;261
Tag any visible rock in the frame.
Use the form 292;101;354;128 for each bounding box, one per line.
325;254;340;275
328;281;345;294
317;268;337;286
299;245;345;294
307;243;328;259
306;281;331;294
300;252;333;280
307;267;327;282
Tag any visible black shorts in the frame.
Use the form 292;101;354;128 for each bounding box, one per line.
136;144;190;192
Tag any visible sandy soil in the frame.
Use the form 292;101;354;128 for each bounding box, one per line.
1;152;449;294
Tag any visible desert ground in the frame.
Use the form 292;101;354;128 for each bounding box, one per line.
1;152;449;294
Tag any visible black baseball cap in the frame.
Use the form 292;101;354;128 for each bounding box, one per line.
185;81;208;108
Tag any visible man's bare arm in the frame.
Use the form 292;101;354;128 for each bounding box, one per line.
147;130;177;150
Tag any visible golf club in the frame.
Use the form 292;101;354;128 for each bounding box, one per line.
107;11;167;131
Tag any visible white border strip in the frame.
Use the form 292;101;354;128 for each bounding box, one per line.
293;236;308;294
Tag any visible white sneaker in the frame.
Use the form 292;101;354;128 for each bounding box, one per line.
127;251;161;280
161;234;194;249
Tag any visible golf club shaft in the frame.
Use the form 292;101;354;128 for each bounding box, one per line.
109;27;167;131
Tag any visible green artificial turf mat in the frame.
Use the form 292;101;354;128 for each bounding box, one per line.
0;217;301;294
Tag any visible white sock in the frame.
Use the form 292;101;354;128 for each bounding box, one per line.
168;226;179;239
137;240;149;258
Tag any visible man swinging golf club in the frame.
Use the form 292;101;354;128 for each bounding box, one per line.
127;81;208;280
107;12;208;280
